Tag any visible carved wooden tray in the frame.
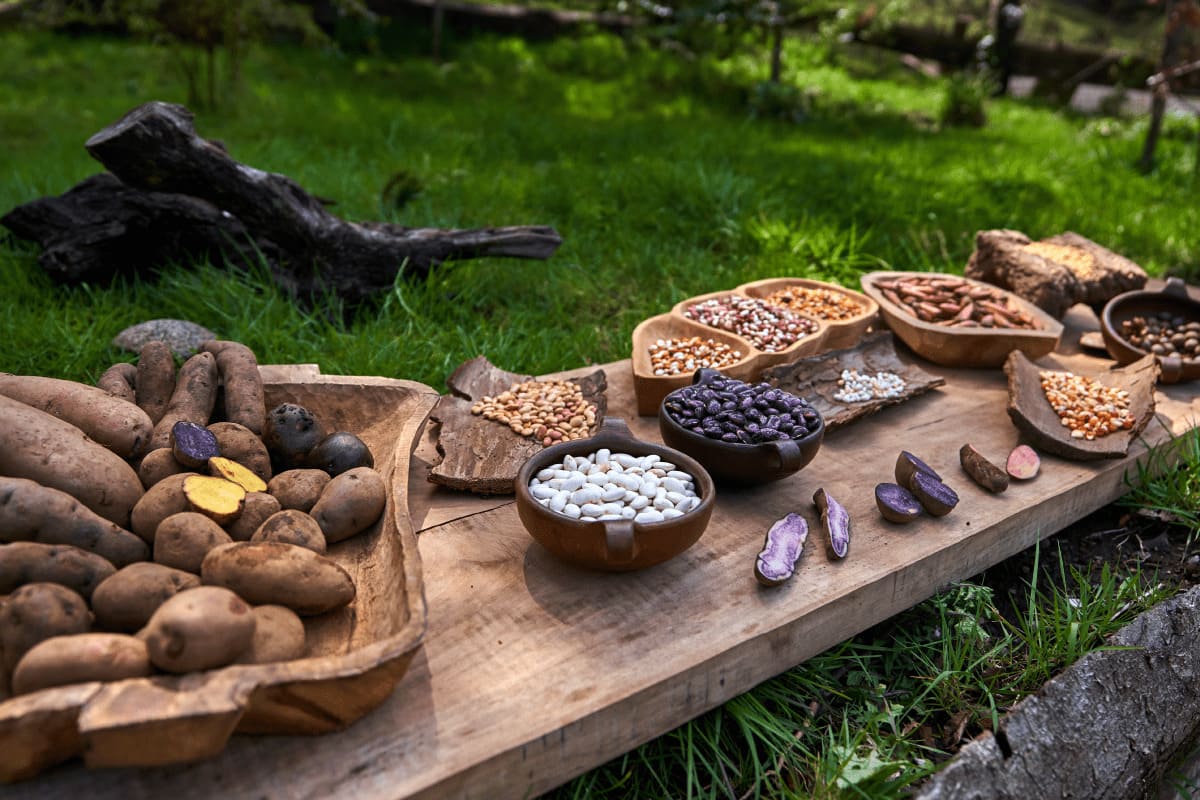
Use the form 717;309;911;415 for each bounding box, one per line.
0;372;438;782
631;278;877;415
762;331;945;431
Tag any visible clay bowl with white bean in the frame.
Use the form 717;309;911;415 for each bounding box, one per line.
658;368;825;485
739;277;879;351
515;417;716;572
861;271;1063;368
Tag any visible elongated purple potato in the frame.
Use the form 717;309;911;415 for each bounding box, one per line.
875;483;922;524
814;488;850;559
754;512;808;587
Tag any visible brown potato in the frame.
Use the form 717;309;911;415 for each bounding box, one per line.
202;542;355;616
0;583;91;672
11;633;151;695
96;362;137;403
310;467;387;545
0;542;116;600
225;492;281;542
267;469;330;513
130;472;201;543
207;422;271;483
92;563;200;632
251;510;326;554
0;476;149;567
154;512;234;574
135;340;176;426
200;341;265;435
137;447;187;490
0;373;154;459
148;352;218;452
142;586;256;673
235;605;306;665
0;394;144;527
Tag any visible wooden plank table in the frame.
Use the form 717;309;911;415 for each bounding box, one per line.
13;309;1200;799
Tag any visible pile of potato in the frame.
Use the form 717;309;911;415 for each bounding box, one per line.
0;340;387;697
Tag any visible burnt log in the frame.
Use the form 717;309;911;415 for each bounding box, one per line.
965;229;1147;319
1;101;562;305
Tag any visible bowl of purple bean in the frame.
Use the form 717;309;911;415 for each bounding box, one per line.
515;416;717;571
658;369;824;485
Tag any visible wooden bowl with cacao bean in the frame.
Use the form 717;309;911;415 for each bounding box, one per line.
860;271;1063;368
515;417;716;572
1100;277;1200;384
657;369;825;485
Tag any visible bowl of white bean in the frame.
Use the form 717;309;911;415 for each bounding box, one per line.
515;417;716;571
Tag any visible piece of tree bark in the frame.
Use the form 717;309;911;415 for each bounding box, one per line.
428;357;607;495
965;229;1147;319
2;102;562;305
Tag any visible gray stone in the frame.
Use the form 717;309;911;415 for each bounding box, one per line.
112;319;216;358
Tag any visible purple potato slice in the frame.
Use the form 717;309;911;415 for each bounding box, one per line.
813;488;850;559
754;512;808;586
911;470;959;517
875;482;922;523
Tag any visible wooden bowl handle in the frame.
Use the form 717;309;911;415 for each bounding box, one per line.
1159;354;1184;384
603;520;637;565
597;416;632;438
1163;277;1189;299
774;438;804;472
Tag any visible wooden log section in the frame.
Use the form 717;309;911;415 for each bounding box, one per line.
1;102;562;305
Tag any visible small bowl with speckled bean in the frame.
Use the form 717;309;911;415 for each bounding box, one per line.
515;417;716;571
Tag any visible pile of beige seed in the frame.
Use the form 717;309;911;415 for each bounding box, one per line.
1039;370;1134;440
647;336;744;376
471;379;597;447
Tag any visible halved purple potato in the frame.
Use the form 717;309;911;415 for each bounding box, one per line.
813;488;850;560
875;483;922;524
171;420;220;469
911;471;959;517
895;450;940;491
754;512;808;587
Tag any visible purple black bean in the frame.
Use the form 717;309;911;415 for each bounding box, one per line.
664;373;821;445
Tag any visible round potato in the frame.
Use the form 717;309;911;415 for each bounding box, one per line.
142;585;256;673
310;467;387;545
137;447;187;490
0;583;91;672
235;605;306;665
226;492;281;542
154;512;233;574
207;422;272;483
130;472;201;543
202;542;354;616
12;633;152;695
0;542;116;600
92;562;201;632
306;432;374;477
263;403;323;471
251;510;326;554
267;469;330;513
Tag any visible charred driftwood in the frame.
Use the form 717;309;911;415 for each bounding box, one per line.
1;102;562;305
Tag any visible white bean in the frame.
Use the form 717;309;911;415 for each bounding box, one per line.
570;486;603;506
537;468;556;482
563;503;582;519
635;509;665;524
601;485;626;503
550;492;569;513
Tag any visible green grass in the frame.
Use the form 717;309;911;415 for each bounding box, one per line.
1;26;1197;798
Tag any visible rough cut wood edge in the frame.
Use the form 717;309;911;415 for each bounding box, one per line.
915;585;1200;800
762;330;945;430
428;357;608;494
1005;351;1159;460
0;375;438;782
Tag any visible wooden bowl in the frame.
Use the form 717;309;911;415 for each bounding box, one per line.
1101;277;1200;384
514;417;716;571
0;374;438;782
670;289;828;371
860;271;1064;368
739;277;879;351
658;370;825;485
630;314;760;416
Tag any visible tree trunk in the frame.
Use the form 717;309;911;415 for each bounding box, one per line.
2;102;563;306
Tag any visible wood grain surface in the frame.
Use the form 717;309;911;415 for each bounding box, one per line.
12;306;1200;799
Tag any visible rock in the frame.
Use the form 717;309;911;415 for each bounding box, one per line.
965;229;1147;319
113;319;216;357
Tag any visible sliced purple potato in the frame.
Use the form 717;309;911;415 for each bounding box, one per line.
813;488;850;560
911;471;959;517
895;450;940;491
959;444;1009;493
875;483;922;524
754;512;808;587
171;420;220;469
